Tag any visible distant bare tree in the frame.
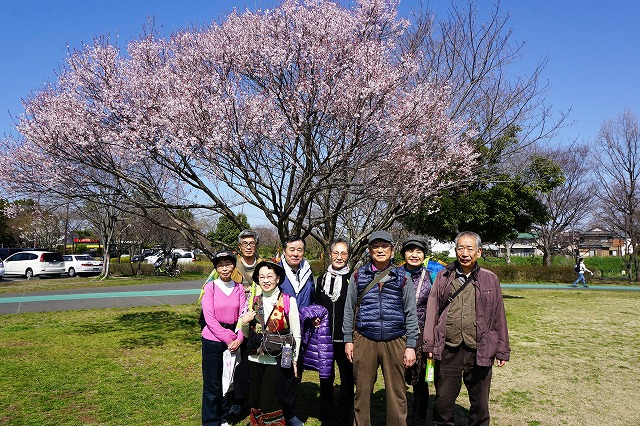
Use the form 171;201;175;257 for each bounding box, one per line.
253;226;281;260
592;109;640;282
532;144;594;266
403;1;570;171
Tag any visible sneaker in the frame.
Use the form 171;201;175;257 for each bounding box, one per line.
287;416;305;426
583;284;588;287
221;422;230;426
571;284;577;287
228;404;242;416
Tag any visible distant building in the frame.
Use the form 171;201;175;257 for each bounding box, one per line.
493;233;542;257
577;227;629;257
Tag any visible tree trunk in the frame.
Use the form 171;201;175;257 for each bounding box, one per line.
504;242;512;265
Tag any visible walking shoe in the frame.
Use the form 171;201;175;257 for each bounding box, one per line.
221;422;230;426
286;416;305;426
228;404;242;416
583;284;588;287
571;284;577;287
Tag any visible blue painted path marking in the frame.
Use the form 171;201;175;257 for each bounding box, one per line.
0;289;201;304
500;284;640;291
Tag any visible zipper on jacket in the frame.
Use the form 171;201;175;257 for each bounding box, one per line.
378;285;384;340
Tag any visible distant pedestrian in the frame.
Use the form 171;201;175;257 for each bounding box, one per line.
572;257;593;287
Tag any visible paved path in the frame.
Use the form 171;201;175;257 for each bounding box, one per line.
0;280;203;314
1;280;639;314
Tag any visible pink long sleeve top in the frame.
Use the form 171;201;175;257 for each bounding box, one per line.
201;278;248;344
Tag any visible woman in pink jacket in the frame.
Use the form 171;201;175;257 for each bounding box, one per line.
201;250;249;426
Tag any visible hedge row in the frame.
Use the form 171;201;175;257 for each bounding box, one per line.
107;261;213;277
106;256;627;283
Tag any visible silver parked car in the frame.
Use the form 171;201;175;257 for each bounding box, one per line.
3;251;65;278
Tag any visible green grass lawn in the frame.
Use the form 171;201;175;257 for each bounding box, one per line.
1;289;639;425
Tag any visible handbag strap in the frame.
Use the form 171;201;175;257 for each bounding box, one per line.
439;273;474;315
356;267;393;308
405;268;428;300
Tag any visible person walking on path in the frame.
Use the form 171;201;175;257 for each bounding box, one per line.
572;257;593;288
423;231;510;426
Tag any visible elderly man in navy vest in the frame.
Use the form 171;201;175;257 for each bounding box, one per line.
343;230;419;426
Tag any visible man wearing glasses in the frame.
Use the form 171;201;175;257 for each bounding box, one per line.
343;230;419;426
232;229;262;302
423;231;510;426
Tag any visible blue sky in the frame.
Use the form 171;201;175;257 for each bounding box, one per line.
1;0;639;147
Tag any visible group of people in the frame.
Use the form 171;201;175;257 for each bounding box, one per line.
199;229;510;426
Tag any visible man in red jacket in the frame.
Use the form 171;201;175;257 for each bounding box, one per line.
423;231;510;426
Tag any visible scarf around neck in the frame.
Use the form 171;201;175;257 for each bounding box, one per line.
323;265;350;303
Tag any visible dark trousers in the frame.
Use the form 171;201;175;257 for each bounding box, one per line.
412;360;429;420
202;338;230;426
249;361;283;414
433;343;492;426
281;359;301;421
319;341;355;425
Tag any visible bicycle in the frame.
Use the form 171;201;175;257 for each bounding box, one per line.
153;255;181;277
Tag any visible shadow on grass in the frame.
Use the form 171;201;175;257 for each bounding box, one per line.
503;294;525;299
74;309;201;348
290;384;471;426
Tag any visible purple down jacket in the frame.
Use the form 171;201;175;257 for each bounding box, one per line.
299;304;334;379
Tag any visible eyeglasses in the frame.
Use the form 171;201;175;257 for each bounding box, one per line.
240;241;256;248
258;274;277;282
331;251;348;258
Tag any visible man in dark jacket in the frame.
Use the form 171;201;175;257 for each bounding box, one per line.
343;230;419;426
423;231;510;426
278;235;315;426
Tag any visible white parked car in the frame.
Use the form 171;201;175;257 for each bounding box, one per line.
63;254;103;277
144;251;164;265
0;258;5;279
145;250;196;265
3;251;65;278
175;251;196;264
